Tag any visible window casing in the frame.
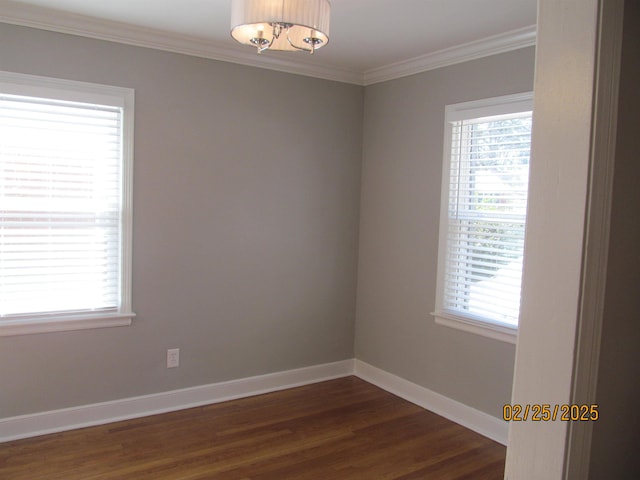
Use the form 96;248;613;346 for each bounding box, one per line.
0;71;135;336
433;93;533;343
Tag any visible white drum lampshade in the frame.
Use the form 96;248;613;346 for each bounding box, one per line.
231;0;331;54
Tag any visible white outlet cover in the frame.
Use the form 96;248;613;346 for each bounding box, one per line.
167;348;179;368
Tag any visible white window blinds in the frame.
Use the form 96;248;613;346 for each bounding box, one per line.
435;94;533;333
0;72;134;334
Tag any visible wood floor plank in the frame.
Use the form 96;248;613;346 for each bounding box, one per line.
0;376;506;479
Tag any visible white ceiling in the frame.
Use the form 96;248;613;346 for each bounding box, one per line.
0;0;538;84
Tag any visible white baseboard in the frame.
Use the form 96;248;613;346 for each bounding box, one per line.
353;360;508;445
1;358;507;445
0;359;354;443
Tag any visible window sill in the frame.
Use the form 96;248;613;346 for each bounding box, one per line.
0;312;135;336
432;311;517;344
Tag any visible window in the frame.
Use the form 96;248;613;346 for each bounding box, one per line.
433;93;533;343
0;71;135;336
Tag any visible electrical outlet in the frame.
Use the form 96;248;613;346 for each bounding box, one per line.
167;348;179;368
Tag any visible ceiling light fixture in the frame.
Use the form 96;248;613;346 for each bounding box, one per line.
230;0;331;55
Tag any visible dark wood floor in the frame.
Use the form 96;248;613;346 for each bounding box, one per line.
0;376;506;479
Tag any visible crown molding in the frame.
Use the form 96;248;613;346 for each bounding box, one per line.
0;1;535;86
0;0;364;85
363;26;537;86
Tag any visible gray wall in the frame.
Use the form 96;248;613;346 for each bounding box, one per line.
589;1;640;477
0;22;538;422
355;47;536;417
0;23;363;417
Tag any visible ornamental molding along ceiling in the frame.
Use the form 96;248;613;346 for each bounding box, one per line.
0;1;536;86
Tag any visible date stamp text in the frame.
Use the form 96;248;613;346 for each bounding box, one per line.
503;404;599;421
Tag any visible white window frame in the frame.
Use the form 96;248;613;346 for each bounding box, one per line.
432;92;533;344
0;71;135;336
